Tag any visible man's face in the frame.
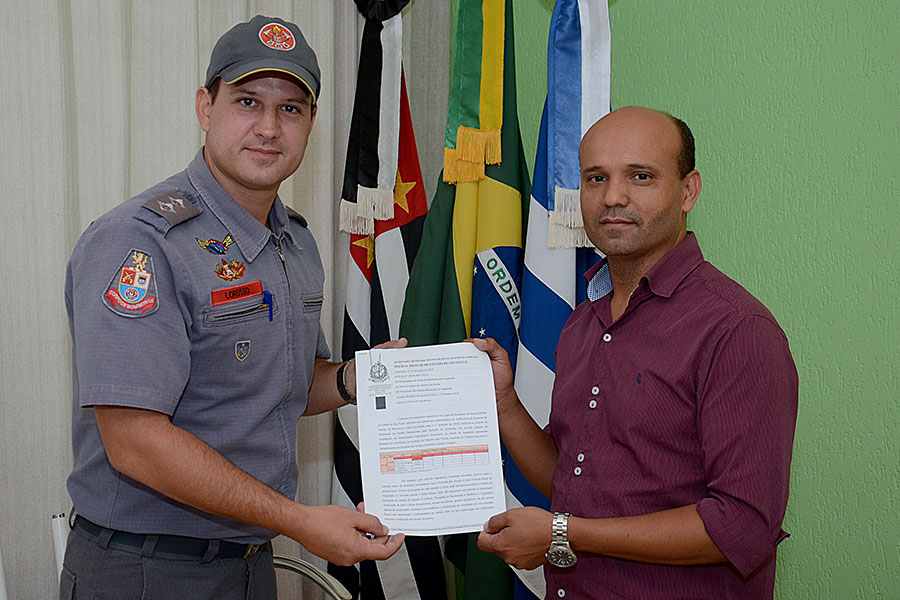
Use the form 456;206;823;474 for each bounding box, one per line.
579;107;700;267
196;73;316;201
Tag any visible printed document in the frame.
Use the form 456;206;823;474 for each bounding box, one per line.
355;342;507;535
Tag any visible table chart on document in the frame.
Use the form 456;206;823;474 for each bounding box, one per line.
380;445;489;473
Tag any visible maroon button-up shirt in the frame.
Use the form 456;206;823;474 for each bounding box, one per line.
545;234;798;599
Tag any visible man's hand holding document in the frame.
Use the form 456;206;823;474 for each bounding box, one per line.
355;342;506;536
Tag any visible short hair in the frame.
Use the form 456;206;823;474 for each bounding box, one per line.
207;76;222;104
666;114;695;178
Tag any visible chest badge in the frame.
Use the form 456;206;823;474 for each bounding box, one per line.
197;234;234;255
235;340;251;362
103;249;159;317
215;259;245;281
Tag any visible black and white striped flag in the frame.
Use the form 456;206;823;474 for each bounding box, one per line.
330;2;445;597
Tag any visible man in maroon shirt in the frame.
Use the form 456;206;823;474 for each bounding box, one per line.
473;106;798;598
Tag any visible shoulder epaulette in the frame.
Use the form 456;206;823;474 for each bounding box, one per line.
285;205;308;228
141;192;201;227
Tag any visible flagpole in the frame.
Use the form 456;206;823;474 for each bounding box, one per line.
0;536;8;600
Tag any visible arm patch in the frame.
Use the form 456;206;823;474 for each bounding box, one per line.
102;249;160;317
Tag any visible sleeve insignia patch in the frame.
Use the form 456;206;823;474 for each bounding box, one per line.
196;234;234;254
102;249;160;317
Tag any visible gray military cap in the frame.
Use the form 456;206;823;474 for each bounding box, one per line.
205;15;321;103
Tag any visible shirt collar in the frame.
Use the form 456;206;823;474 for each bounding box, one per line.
583;232;705;301
187;149;290;262
268;199;303;252
642;232;704;298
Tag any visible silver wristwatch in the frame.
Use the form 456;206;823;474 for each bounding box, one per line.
545;512;577;568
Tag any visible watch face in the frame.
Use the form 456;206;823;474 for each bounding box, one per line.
546;545;577;568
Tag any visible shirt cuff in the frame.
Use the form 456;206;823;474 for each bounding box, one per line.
697;496;787;577
79;384;181;415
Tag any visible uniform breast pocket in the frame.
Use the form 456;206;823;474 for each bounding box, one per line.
300;291;323;314
203;280;275;327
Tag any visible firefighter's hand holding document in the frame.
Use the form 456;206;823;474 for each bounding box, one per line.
356;342;506;535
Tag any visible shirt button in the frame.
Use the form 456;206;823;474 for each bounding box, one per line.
577;453;585;462
602;333;612;342
591;385;599;395
589;399;597;409
557;590;566;598
573;466;582;476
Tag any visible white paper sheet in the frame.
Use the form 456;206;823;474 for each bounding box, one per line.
356;342;507;535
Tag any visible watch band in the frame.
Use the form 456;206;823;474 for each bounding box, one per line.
546;511;577;568
336;360;356;405
552;512;570;544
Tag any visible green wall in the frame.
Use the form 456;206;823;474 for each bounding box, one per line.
513;1;900;597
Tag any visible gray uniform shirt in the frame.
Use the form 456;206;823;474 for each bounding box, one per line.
66;150;329;543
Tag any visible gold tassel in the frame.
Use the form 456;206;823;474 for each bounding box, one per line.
443;147;459;183
443;147;487;184
483;128;502;164
455;158;485;183
456;126;502;165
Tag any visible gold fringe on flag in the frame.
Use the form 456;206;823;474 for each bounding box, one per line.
442;0;505;185
455;126;502;165
443;147;486;184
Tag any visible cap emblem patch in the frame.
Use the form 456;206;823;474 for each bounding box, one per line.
259;23;295;51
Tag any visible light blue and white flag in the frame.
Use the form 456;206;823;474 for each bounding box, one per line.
508;1;610;597
545;0;611;248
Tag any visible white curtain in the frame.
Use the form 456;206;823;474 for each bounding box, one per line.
0;2;449;599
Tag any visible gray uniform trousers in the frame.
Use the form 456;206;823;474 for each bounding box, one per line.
59;524;277;600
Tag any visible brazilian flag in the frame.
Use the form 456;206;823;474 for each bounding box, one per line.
399;0;530;597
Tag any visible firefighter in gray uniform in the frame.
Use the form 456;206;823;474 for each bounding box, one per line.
60;15;403;600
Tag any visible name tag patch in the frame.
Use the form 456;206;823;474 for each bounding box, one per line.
211;280;263;307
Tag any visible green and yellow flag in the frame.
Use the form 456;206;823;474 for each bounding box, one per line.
442;0;506;184
400;0;530;597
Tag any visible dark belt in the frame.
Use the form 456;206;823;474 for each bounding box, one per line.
73;515;269;561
